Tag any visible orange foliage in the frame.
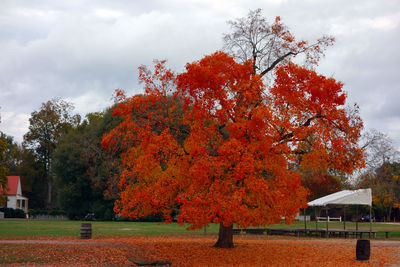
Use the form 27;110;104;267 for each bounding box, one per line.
102;51;364;232
124;235;399;266
1;236;399;266
0;243;132;266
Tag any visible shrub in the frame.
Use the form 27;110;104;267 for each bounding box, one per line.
0;208;25;218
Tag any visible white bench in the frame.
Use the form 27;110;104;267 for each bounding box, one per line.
317;216;341;222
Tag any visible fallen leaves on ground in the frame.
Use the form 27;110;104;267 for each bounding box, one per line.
1;235;399;266
0;243;132;266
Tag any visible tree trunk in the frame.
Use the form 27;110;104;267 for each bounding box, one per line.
46;179;52;208
388;206;392;223
214;223;234;248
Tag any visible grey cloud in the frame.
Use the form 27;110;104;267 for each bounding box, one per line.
0;0;399;146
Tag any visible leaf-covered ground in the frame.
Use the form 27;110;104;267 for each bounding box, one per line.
1;235;399;266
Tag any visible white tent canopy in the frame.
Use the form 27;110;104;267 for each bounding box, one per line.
308;189;372;207
304;189;373;235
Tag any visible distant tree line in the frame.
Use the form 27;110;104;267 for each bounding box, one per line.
354;130;400;221
1;99;121;220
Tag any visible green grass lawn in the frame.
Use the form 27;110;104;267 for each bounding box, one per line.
266;220;400;230
1;219;399;239
0;219;220;238
260;220;400;238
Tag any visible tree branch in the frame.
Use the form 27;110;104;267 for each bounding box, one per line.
260;51;296;76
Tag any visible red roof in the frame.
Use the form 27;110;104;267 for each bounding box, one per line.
6;176;20;195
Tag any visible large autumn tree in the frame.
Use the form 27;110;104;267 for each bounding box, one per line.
102;11;364;248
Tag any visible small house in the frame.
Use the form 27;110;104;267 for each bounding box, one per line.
3;176;29;215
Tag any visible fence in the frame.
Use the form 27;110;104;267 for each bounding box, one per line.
316;216;342;222
29;214;68;220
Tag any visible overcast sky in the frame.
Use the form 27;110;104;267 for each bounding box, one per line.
0;0;399;147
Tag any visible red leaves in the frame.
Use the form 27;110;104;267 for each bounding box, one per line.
271;62;364;174
272;62;346;110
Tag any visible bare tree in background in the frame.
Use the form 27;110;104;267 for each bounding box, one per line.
361;129;400;170
223;9;334;79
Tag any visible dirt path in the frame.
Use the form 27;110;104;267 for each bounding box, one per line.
1;237;399;246
0;240;123;246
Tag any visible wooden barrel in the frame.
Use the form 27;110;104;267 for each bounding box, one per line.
80;223;92;239
356;239;370;261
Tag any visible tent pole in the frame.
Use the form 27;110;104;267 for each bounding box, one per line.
343;205;346;230
315;207;318;231
326;207;329;238
356;205;358;231
369;205;372;239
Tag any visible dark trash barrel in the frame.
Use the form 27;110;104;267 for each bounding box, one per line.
80;223;92;239
356;239;370;261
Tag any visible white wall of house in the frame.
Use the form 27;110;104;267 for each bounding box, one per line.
7;196;17;209
7;195;28;214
